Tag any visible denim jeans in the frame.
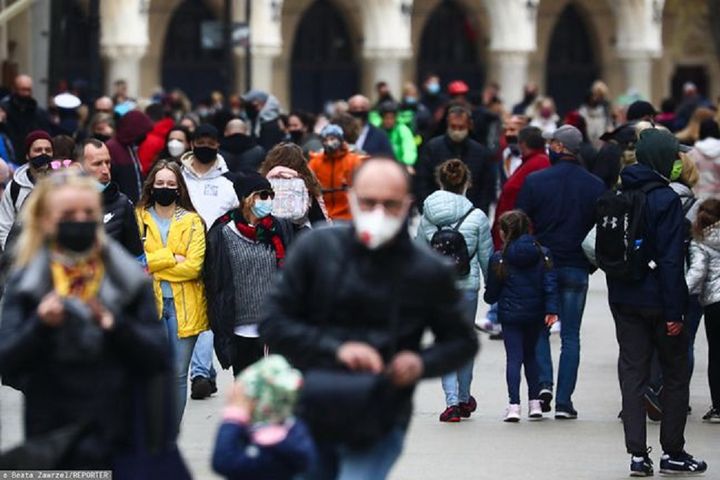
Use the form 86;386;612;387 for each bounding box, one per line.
503;322;542;404
441;290;478;406
190;330;216;381
162;298;198;428
304;427;406;480
535;266;588;409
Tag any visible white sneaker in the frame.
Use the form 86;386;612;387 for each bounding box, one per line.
550;321;561;334
529;400;543;420
504;404;521;423
475;318;495;333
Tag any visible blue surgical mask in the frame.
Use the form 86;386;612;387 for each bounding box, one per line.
96;181;109;192
251;199;273;219
427;83;440;95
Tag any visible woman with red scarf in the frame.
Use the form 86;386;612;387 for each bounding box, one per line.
204;172;297;375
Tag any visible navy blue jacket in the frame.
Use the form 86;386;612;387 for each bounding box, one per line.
359;125;395;159
606;164;688;322
516;158;605;269
484;235;559;325
212;420;316;480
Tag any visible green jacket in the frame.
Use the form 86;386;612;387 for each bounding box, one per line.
384;124;417;166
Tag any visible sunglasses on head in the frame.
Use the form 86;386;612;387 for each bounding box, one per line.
256;190;275;200
50;159;73;170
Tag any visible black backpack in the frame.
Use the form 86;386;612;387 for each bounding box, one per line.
594;181;665;280
430;208;476;277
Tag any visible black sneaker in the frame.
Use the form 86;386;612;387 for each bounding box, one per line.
630;448;654;477
659;451;707;475
644;387;662;422
210;378;218;394
190;376;213;400
555;405;578;420
539;388;553;413
702;407;720;423
489;331;504;340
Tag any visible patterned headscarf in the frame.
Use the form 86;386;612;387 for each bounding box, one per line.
239;355;303;425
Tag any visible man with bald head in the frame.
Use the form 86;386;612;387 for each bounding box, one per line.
94;96;114;115
348;94;395;158
219;117;266;173
261;157;478;480
1;74;52;161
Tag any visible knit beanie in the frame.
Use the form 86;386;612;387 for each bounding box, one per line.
238;355;303;425
233;171;272;201
25;130;52;154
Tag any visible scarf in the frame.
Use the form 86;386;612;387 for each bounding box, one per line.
222;209;286;267
50;254;104;301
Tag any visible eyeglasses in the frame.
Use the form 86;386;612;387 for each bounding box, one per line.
256;190;275;200
355;196;405;214
50;159;74;170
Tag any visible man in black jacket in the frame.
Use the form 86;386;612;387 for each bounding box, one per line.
0;74;53;161
260;158;478;480
415;105;496;214
348;94;396;159
77;138;144;260
219;118;265;173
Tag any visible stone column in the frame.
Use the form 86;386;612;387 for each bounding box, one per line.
363;48;411;98
250;45;281;95
619;52;653;101
100;0;148;98
30;0;50;107
102;45;146;98
491;51;530;109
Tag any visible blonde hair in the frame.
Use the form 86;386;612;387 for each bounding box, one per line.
678;152;699;188
15;170;104;268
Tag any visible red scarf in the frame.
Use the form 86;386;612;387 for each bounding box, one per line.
232;212;286;267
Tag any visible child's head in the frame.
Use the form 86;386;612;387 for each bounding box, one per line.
435;159;471;194
694;198;720;240
498;210;531;245
238;355;303;425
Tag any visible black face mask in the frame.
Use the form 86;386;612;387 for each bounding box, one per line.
193;146;217;164
505;135;518;145
92;133;111;143
289;130;304;145
29;154;51;169
152;187;178;207
245;104;259;121
56;221;97;254
350;111;369;123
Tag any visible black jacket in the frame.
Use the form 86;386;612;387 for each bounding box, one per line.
259;226;478;425
220;134;266;173
0;95;53;161
416;134;496;214
0;241;170;468
204;214;296;369
358;125;395;159
102;182;143;258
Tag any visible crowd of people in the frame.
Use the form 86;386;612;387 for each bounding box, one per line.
0;69;718;478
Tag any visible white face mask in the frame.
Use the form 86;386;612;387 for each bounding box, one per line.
167;139;186;158
349;194;405;250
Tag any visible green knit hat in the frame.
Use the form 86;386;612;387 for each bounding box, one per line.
635;128;679;180
238;355;303;425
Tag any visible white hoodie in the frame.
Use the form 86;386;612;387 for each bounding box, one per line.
0;164;34;249
181;152;239;229
690;137;720;200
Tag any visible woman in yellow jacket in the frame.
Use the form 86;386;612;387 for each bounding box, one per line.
136;159;208;428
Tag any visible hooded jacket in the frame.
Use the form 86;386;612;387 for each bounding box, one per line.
253;95;285;151
484;234;559;325
0;163;33;249
308;148;364;221
384;123;417;166
107;111;154;203
180;151;239;228
220;134;266;173
417;190;492;291
686;221;720;307
0;94;53;161
102;181;143;258
689;137;720;200
138;117;175;175
606;163;688;322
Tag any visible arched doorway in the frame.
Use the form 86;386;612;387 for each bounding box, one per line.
290;0;359;113
417;0;483;90
162;0;228;103
545;4;600;116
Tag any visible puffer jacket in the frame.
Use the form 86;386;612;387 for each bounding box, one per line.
484;234;559;325
686;221;720;307
137;207;209;338
308;148;364;221
689;137;720;200
416;190;492;291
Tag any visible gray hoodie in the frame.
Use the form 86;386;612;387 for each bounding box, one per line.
0;164;34;249
686;221;720;307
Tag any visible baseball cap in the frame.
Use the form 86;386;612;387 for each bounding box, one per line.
193;123;219;141
448;81;469;96
542;125;582;154
626;101;657;122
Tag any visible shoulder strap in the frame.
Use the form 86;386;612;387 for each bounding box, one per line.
10;180;20;211
453;208;476;231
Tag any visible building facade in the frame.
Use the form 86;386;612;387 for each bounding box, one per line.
0;0;718;113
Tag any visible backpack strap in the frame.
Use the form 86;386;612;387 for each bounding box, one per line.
453;208;476;231
638;181;667;194
9;180;20;212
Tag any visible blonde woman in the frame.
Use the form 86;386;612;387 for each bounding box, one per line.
136;159;208;427
0;170;170;470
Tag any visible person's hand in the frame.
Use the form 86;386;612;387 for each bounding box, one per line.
227;382;254;414
667;322;683;336
387;351;424;387
545;314;558;327
37;292;64;327
174;254;186;263
336;342;384;373
87;298;115;331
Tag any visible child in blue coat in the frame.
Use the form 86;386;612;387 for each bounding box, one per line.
212;355;316;480
485;210;559;422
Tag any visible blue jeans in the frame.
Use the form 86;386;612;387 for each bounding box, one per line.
535;267;588;409
190;330;216;381
503;322;542;404
441;290;478;406
304;427;406;480
162;298;198;428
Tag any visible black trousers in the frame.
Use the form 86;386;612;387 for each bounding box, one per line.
611;304;689;456
705;302;720;409
231;336;265;377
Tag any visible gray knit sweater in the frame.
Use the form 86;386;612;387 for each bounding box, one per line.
222;224;277;327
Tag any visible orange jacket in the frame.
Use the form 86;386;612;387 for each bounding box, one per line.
308;149;364;220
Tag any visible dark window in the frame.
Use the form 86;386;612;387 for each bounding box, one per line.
49;0;98;97
671;66;709;103
417;0;483;90
291;0;359;113
545;4;599;116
